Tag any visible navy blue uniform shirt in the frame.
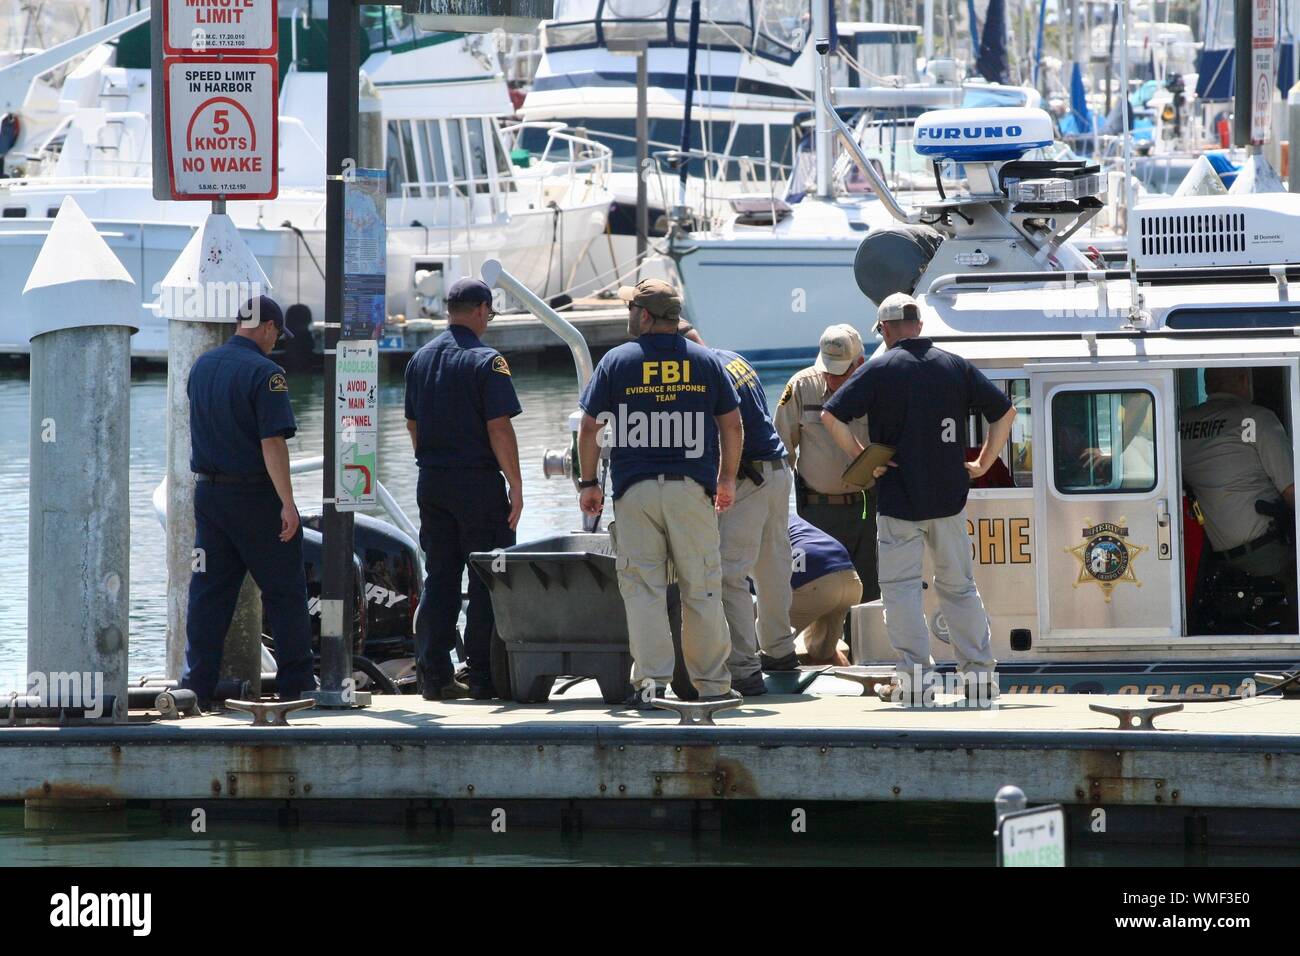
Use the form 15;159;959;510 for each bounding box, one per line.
579;332;740;498
789;515;855;589
824;337;1012;521
188;335;297;477
715;348;786;463
404;326;522;470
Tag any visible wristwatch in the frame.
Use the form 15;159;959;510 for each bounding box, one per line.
577;479;600;490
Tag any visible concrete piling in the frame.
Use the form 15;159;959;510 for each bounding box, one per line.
160;213;273;697
22;197;137;723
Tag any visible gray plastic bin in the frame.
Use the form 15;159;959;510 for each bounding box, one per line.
470;532;666;703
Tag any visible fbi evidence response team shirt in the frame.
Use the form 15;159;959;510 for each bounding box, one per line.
188;335;297;477
714;348;786;463
1180;392;1295;552
404;326;522;471
579;332;740;498
824;337;1012;522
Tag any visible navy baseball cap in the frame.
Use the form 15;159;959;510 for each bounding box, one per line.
446;277;494;307
240;295;292;339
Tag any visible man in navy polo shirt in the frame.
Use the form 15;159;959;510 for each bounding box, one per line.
821;293;1016;704
788;515;861;665
576;279;743;707
404;277;523;700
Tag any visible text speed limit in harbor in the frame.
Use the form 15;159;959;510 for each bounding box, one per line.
162;57;278;201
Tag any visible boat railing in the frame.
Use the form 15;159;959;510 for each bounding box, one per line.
647;145;790;227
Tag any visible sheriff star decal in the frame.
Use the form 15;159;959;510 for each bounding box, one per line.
269;373;288;392
492;355;511;376
1066;518;1146;602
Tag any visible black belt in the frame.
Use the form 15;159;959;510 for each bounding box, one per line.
195;473;271;485
1218;530;1282;562
805;491;861;506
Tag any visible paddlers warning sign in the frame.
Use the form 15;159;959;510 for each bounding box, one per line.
163;57;278;200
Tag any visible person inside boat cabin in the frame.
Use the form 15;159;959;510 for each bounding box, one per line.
1180;367;1295;587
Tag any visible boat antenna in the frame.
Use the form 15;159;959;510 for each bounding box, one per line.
675;0;702;215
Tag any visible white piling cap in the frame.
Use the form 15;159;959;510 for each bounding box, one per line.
22;196;138;341
159;212;272;323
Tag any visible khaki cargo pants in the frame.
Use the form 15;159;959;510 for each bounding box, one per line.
612;475;731;696
719;460;797;678
790;567;862;663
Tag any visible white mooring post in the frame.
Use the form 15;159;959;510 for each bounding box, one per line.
22;197;137;722
160;213;273;697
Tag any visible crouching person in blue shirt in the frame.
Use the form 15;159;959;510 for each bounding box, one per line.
788;516;862;666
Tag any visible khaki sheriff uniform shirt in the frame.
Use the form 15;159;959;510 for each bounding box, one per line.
773;365;872;496
1180;392;1295;552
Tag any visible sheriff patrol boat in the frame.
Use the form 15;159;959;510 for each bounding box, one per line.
848;186;1300;696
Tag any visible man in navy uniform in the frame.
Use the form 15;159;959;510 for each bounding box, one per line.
405;277;523;700
821;293;1015;705
182;295;315;709
576;278;742;707
680;321;797;696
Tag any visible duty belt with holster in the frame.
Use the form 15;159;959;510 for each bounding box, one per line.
194;472;271;485
738;457;787;486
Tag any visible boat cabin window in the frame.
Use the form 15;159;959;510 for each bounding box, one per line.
466;119;492;194
416;121;449;199
1166;306;1300;330
1051;389;1157;494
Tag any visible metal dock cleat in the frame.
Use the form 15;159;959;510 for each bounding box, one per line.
651;696;743;725
223;699;316;726
1089;702;1184;730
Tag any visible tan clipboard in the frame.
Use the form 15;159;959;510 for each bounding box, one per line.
842;443;896;490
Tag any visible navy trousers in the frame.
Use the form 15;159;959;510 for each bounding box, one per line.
415;467;514;685
182;482;316;701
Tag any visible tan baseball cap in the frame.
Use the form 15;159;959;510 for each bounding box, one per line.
618;278;681;321
874;292;921;332
815;323;864;375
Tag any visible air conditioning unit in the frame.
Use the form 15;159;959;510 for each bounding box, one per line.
1129;193;1300;268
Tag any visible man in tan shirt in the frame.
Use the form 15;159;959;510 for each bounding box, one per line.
774;324;878;602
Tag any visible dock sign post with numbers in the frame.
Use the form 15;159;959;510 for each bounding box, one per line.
151;0;279;201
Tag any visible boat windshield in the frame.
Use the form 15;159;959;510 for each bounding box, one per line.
544;0;808;64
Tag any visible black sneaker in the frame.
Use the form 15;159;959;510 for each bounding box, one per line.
699;689;743;703
422;678;470;701
760;651;800;673
623;683;667;710
731;671;767;696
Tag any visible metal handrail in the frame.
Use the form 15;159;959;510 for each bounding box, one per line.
481;258;592;392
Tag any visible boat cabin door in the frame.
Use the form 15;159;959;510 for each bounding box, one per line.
1030;366;1182;644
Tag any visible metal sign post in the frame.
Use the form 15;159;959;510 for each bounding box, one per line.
316;0;363;709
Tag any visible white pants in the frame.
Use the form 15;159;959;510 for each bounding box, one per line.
876;511;996;682
718;460;796;678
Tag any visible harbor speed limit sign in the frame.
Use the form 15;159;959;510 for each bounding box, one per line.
162;57;278;200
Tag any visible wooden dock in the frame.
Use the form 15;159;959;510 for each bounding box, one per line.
5;680;1300;839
